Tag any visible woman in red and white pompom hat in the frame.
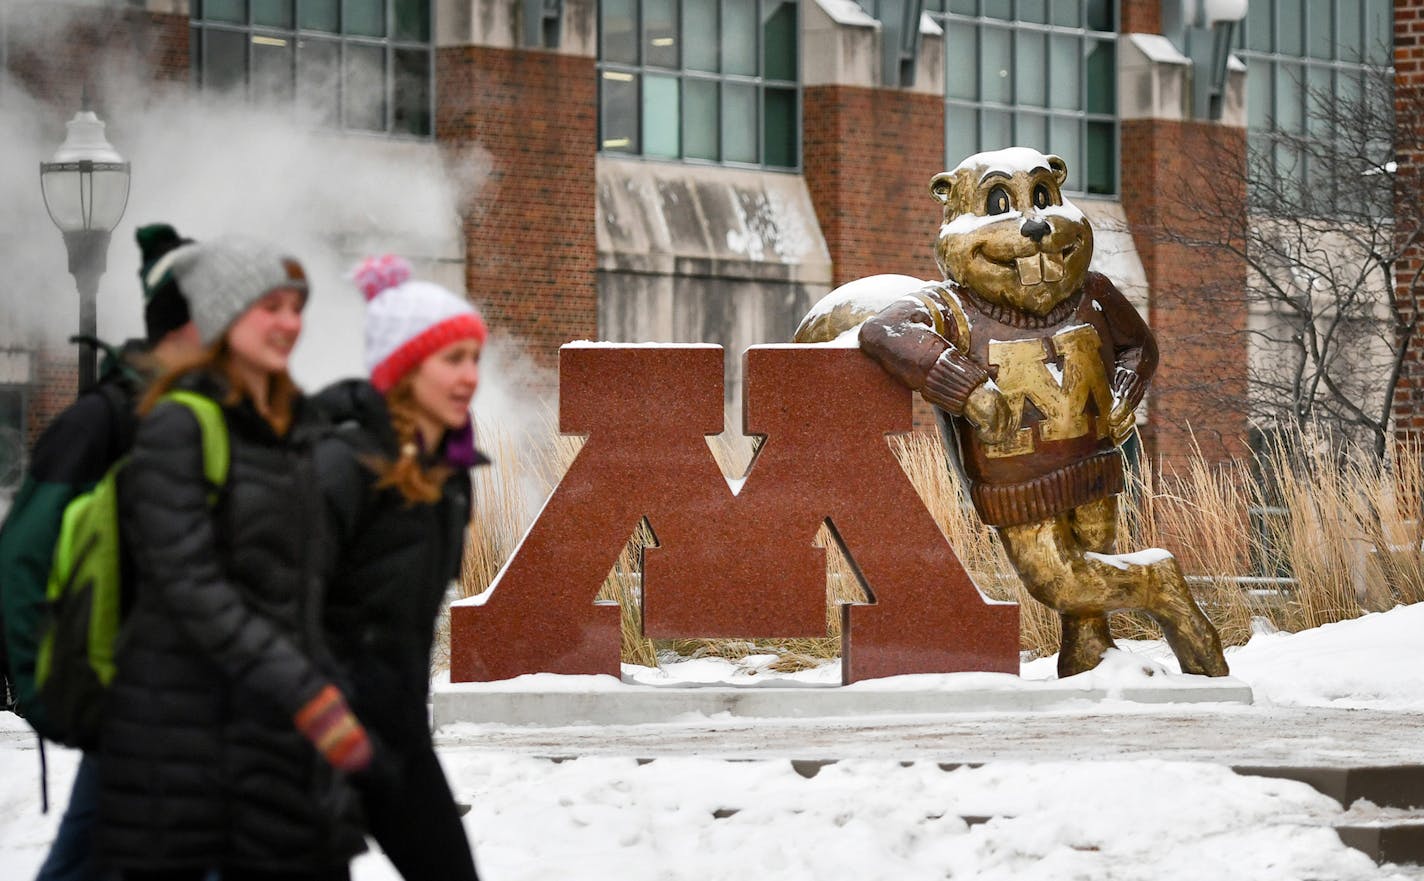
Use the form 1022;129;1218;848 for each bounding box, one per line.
358;253;488;395
312;254;488;881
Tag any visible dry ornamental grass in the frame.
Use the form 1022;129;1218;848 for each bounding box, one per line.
437;417;1424;674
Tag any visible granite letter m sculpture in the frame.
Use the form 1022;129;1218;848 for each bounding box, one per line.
449;343;1019;685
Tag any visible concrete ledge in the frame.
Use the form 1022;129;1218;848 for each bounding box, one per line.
1234;765;1424;810
433;676;1254;728
1336;823;1424;865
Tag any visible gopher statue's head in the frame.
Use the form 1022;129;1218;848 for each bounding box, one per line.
932;147;1093;317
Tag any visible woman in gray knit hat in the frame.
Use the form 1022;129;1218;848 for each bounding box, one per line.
100;238;372;881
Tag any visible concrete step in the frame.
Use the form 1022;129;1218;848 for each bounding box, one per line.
1234;765;1424;866
1335;823;1424;865
1233;765;1424;810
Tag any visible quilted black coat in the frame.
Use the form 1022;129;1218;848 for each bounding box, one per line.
100;372;365;872
312;380;475;753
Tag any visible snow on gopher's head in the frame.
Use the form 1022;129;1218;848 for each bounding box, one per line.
931;147;1093;317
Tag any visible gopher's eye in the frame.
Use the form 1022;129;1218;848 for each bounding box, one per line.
1032;183;1052;210
986;186;1011;215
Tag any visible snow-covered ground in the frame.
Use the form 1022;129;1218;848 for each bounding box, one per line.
3;605;1424;879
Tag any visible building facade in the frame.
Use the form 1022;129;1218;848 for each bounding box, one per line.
0;0;1416;499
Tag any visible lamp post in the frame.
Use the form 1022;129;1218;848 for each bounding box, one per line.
39;99;131;392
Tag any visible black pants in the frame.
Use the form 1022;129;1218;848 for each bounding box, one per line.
362;739;480;881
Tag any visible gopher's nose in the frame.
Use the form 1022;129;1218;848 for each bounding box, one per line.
1020;218;1050;242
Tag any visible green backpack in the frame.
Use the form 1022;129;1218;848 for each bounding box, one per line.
34;391;229;750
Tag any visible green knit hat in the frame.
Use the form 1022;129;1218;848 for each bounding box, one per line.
135;223;194;344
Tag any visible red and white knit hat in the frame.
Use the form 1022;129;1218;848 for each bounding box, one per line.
354;254;488;392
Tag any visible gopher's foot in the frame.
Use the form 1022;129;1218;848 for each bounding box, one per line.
1057;614;1116;678
1162;614;1230;677
1148;561;1230;677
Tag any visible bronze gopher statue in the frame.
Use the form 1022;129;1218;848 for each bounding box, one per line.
799;148;1228;678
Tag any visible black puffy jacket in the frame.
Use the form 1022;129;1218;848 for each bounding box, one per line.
100;371;365;872
313;380;477;753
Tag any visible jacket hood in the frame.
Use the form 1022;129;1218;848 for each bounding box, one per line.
312;378;489;470
311;379;398;454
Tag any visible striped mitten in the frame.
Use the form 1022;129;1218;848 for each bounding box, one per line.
294;685;373;773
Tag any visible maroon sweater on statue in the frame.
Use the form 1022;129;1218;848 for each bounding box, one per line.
860;272;1156;527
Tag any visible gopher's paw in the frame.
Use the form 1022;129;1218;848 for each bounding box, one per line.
965;384;1014;444
1109;401;1137;446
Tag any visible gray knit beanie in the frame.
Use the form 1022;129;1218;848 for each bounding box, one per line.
168;237;309;344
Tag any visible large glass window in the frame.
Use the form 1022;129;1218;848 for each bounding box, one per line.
191;0;433;138
928;0;1118;196
1237;0;1392;211
597;0;801;170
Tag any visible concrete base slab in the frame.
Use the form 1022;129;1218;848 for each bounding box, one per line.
1336;823;1424;865
433;674;1253;728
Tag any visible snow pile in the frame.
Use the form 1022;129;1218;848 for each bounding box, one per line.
1226;604;1424;710
431;755;1384;881
630;604;1424;709
794;274;929;344
5;608;1424;879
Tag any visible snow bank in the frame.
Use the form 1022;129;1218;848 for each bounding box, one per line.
431;754;1384;881
1227;604;1424;710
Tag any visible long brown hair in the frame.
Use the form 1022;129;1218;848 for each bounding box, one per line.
140;339;300;436
365;375;452;505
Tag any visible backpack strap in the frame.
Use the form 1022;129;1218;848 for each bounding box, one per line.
93;380;137;463
160;391;230;490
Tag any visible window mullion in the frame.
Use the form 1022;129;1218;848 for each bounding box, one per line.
386;0;393;133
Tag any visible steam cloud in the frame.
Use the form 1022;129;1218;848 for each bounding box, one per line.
0;5;519;395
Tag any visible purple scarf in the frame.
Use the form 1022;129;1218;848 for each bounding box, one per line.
441;418;480;469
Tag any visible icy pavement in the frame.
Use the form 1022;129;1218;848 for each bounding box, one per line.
2;605;1423;880
435;604;1424;766
436;702;1424;767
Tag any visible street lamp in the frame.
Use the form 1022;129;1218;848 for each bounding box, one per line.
39;98;131;391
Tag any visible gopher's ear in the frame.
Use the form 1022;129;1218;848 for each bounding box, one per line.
929;172;956;205
1045;155;1068;186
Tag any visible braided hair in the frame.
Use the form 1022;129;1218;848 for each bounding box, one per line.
365;375;452;505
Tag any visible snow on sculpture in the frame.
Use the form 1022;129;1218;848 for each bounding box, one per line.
796;148;1229;678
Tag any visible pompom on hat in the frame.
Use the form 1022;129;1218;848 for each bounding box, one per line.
355;255;488;392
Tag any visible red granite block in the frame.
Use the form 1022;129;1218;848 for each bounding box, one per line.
449;344;1020;684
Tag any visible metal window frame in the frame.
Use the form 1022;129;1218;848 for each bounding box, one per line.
190;0;436;141
933;3;1120;197
1237;0;1393;211
595;0;804;172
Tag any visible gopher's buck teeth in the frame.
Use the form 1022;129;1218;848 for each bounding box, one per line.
1043;252;1065;282
1015;252;1067;285
1015;255;1042;285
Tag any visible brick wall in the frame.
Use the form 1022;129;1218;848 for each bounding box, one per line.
1119;0;1161;35
6;4;188;110
1121;119;1250;469
436;46;597;380
1394;2;1424;444
802;85;945;287
25;352;80;449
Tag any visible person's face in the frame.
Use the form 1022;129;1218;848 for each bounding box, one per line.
226;287;305;375
409;338;481;430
